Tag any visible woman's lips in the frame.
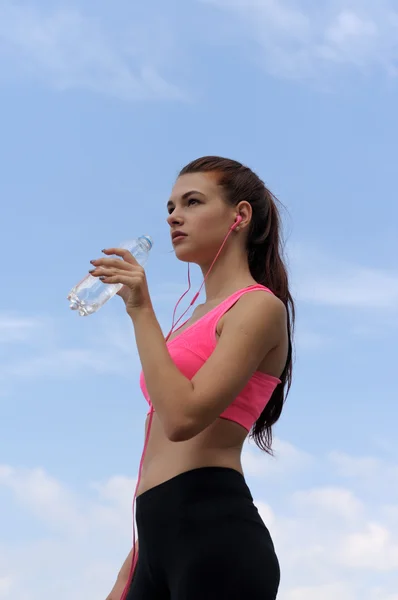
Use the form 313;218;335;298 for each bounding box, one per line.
172;235;187;244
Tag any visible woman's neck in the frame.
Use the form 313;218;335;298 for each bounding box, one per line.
198;247;256;302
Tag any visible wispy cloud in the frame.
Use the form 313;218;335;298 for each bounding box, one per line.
294;327;333;351
0;311;140;394
243;438;314;478
282;581;359;600
290;245;398;310
292;486;365;522
0;464;136;599
329;451;398;499
0;464;86;533
0;314;47;344
0;2;183;100
299;265;398;309
201;0;398;81
0;464;136;539
340;522;398;571
0;576;13;597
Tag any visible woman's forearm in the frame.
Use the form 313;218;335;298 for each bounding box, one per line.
130;307;194;438
119;541;138;582
107;542;138;599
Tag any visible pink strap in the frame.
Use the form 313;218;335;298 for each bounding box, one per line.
211;284;274;320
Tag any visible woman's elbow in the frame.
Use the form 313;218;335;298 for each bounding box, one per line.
166;417;204;442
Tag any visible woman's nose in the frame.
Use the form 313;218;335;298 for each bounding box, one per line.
167;213;183;226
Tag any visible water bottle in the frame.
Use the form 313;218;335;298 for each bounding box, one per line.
67;235;153;316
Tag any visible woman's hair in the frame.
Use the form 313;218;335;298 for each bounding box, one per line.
179;156;295;454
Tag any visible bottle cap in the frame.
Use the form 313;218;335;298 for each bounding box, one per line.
140;235;153;249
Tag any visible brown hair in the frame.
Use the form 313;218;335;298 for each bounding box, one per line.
179;156;295;454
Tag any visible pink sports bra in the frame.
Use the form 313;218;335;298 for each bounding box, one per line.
139;284;281;432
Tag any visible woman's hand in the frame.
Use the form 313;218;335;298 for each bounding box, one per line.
89;248;153;316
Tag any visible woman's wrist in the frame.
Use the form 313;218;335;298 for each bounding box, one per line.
127;304;154;322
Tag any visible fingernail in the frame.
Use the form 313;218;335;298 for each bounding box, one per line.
89;269;95;274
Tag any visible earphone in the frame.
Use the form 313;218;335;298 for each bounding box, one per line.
231;214;243;231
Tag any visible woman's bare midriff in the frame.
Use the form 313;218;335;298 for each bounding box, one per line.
136;413;247;497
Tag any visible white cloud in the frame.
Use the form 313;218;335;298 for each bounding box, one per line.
0;311;141;393
295;327;333;351
244;442;398;599
243;437;314;477
329;451;398;486
0;464;137;538
0;315;47;344
0;577;13;598
290;245;398;310
299;266;398;309
292;486;364;522
282;581;355;600
330;451;396;479
90;475;138;532
0;464;136;600
201;0;398;80
2;348;122;379
326;10;377;46
340;522;398;571
0;465;86;533
329;451;398;499
0;2;182;100
255;500;276;528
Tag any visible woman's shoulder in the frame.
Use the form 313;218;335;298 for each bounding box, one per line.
218;287;287;341
234;287;286;319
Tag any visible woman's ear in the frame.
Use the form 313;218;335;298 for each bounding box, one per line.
235;201;252;230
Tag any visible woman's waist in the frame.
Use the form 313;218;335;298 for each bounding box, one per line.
136;447;243;497
136;465;256;524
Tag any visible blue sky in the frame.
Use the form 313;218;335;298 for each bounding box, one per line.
0;1;397;598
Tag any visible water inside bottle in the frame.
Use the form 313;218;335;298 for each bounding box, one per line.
67;274;121;316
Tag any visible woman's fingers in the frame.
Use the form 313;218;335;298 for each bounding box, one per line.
90;266;145;286
102;248;140;267
90;257;132;271
99;273;135;285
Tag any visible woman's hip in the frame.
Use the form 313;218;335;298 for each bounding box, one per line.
136;466;277;553
131;466;280;599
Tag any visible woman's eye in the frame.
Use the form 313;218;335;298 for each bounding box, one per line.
168;198;199;214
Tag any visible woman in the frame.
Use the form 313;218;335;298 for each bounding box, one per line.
95;157;294;600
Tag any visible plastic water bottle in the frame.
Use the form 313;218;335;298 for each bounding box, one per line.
67;235;153;316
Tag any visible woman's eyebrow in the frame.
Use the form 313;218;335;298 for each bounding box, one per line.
166;190;205;209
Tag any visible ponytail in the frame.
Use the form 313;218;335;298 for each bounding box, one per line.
247;193;295;453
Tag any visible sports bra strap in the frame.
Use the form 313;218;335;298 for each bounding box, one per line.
206;284;274;335
215;284;273;315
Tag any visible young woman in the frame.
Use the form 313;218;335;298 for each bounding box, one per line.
95;157;294;600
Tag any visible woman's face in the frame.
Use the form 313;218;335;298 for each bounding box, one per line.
167;172;235;264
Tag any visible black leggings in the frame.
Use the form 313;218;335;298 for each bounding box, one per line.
125;466;280;599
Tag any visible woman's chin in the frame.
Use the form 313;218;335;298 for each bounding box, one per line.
173;244;199;264
174;249;195;263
